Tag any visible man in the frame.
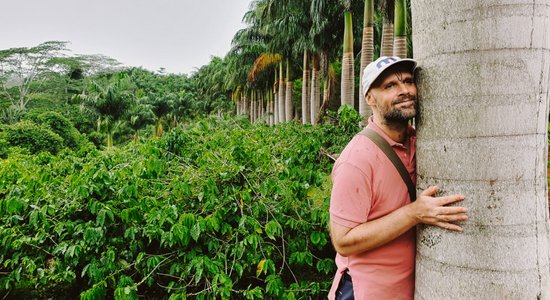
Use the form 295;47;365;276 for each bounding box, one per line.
328;56;468;299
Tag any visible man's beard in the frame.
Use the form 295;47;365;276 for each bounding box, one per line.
377;95;417;123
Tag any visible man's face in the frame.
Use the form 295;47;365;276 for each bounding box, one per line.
367;69;417;123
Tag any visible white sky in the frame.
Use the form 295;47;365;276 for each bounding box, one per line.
0;0;251;75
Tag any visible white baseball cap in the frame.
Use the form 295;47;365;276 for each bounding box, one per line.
362;56;417;96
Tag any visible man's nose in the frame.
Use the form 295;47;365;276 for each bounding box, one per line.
397;83;411;95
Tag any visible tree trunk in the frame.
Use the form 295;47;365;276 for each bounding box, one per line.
274;91;279;124
393;0;407;58
412;1;550;298
380;21;394;57
310;54;321;125
340;11;355;108
359;0;374;124
302;50;311;124
268;91;274;125
278;62;285;123
285;59;293;122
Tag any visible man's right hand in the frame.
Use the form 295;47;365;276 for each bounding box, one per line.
408;186;468;231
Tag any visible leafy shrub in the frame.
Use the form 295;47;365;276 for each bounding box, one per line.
27;111;83;149
0;138;8;159
2;121;64;154
0;116;357;299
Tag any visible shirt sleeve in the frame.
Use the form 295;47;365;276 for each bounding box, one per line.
329;161;373;228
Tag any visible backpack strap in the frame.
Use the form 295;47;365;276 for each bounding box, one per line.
358;128;416;202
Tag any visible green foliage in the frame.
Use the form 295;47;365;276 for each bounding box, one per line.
336;104;362;135
26;111;84;149
1;120;64;154
0;116;358;298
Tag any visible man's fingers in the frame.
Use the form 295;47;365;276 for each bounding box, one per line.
436;222;464;232
420;186;438;197
437;194;465;206
436;213;468;222
439;206;468;215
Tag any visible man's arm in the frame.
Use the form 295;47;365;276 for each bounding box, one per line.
330;186;468;257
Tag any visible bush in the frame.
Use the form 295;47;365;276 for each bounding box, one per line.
0;116;358;299
25;111;83;150
2;121;64;154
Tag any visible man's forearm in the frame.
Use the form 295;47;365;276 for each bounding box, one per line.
330;204;417;257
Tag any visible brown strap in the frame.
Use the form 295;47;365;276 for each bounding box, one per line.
359;128;416;202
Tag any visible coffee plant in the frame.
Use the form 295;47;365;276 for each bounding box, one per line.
0;114;359;299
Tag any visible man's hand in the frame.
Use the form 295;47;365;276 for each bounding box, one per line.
409;186;468;231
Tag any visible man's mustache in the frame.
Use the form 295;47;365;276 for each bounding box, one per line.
392;95;416;105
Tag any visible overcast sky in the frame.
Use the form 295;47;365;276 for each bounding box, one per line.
0;0;252;75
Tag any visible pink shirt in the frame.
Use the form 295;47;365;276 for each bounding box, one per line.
328;119;416;300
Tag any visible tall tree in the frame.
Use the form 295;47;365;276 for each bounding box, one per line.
0;41;68;110
393;0;407;57
340;8;355;108
310;54;321;125
301;50;311;124
412;0;550;298
359;0;375;122
284;59;293;121
380;0;395;56
81;73;135;148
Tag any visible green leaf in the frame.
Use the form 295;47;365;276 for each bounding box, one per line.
256;259;266;277
190;222;201;241
264;220;281;240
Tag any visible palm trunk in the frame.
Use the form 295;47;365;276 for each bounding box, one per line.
274;92;279;124
340;11;355;108
381;21;394;57
302;50;311;124
393;0;407;58
285;59;293;122
310;54;321;125
278;62;285;123
269;91;274;125
359;0;374;124
413;0;550;298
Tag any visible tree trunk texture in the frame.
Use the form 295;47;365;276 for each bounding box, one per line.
278;63;285;123
274;92;279;124
359;26;374;124
340;52;355;107
310;54;321;125
268;91;274;125
341;11;355;108
380;21;394;57
393;36;407;58
285;81;293;122
249;94;254;123
302;50;311;124
412;1;550;299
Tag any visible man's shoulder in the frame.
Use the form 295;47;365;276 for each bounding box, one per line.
335;135;382;170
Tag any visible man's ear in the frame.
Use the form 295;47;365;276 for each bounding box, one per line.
366;92;376;106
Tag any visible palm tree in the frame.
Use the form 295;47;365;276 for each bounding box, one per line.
310;54;321;125
380;0;395;56
302;50;311;124
359;0;375;123
412;1;550;298
340;8;355;108
81;74;135;148
277;62;285;123
393;0;407;58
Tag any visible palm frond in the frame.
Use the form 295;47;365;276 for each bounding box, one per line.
248;53;282;82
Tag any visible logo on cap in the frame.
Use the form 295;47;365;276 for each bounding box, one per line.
376;57;399;69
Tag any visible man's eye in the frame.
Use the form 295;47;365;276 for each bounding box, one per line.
385;83;395;89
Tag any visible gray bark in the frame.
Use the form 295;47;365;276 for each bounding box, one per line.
412;1;550;299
